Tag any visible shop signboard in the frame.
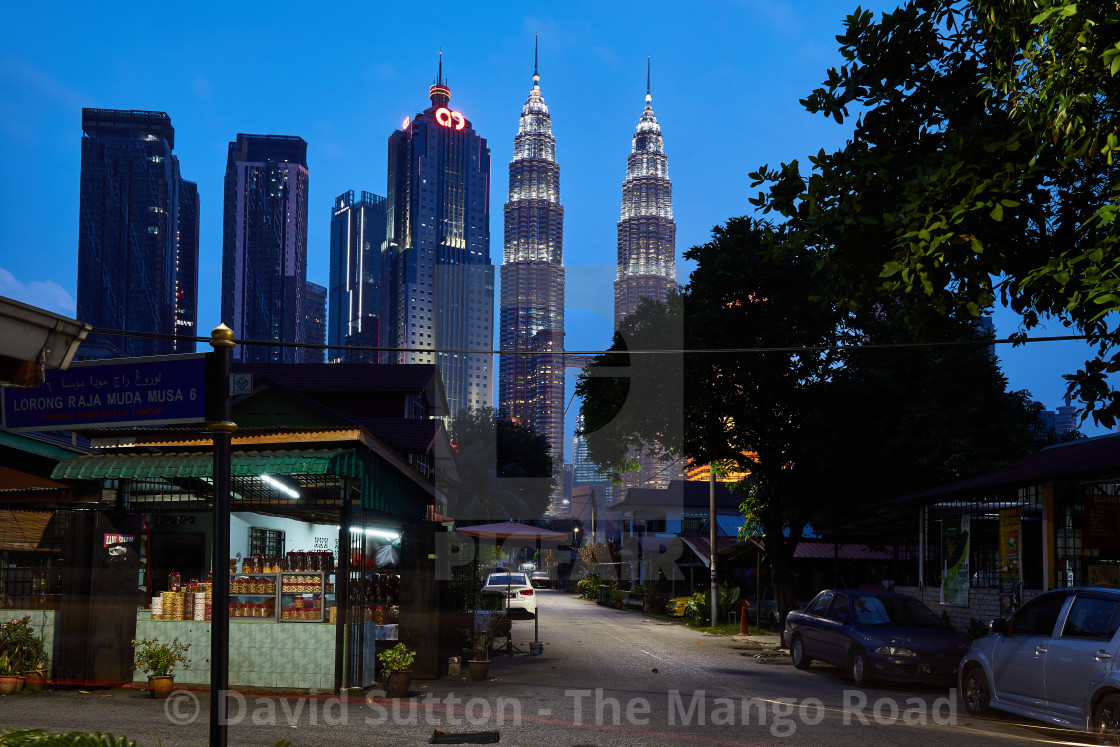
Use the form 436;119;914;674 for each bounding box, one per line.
1;354;207;431
1084;493;1120;549
998;508;1022;616
940;515;970;607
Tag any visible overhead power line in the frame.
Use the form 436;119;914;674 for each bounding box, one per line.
91;326;1094;356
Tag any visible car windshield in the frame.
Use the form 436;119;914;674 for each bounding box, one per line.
852;595;942;627
486;574;527;586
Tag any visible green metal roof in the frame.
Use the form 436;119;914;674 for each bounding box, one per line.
49;448;434;518
51;450;347;481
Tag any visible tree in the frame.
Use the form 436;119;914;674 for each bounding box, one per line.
748;0;1120;426
578;215;1054;623
445;408;555;521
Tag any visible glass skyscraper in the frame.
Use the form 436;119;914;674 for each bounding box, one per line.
498;40;565;472
381;60;493;418
221;134;310;364
77;108;198;359
328;190;387;364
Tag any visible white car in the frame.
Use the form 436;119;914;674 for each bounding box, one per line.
482;572;537;617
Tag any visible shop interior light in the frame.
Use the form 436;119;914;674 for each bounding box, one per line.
260;473;300;499
366;528;401;541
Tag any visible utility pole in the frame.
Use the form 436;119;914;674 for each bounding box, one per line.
710;467;718;628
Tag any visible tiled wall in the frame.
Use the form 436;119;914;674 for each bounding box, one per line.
0;610;56;673
134;615;336;690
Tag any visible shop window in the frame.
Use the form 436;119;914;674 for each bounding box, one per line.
249;528;284;558
645;519;666;533
681;518;705;534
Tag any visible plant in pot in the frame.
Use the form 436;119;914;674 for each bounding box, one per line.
0;652;20;695
376;643;415;698
132;637;190;699
462;609;508;681
0;615;49;695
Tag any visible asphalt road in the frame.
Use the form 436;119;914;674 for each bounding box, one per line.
0;591;1091;745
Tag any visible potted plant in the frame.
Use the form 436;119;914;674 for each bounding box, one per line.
0;616;49;695
0;652;20;695
462;609;508;681
132;637;190;699
376;642;415;698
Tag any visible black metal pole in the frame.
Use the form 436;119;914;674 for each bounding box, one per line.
208;325;236;747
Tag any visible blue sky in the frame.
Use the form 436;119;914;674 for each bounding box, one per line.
0;1;1111;444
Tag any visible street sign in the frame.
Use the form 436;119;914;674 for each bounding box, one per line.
1;354;207;431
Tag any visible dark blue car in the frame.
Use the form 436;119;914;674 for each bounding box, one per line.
784;589;969;686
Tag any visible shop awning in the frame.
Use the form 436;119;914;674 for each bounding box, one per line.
51;450;343;480
0;510;64;552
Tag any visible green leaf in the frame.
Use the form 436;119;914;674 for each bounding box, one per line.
880;261;902;278
990;203;1004;221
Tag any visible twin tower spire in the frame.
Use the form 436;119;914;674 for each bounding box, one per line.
497;38;676;499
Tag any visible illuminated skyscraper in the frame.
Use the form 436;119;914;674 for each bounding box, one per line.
221;134;310;364
499;38;565;471
328;190;387;363
614;60;681;492
381;58;493;417
614;59;676;327
77;108;198;359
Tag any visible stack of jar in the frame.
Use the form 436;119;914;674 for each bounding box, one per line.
284;551;334;572
160;590;185;620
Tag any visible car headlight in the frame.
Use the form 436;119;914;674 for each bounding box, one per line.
874;646;918;658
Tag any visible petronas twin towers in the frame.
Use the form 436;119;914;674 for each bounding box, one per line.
498;45;676;478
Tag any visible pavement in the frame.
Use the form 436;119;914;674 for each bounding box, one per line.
0;600;790;746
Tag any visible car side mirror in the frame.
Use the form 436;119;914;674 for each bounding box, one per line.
989;618;1007;634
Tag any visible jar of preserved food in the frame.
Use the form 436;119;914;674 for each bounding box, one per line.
169;570;181;592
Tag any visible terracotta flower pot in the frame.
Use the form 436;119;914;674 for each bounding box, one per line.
467;660;490;681
0;675;22;695
147;675;174;700
385;670;412;698
21;670;46;693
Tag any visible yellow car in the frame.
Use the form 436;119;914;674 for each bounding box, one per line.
668;597;691;617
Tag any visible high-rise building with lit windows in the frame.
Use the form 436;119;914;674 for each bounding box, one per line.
381;58;493;418
77;108;199;359
614;60;676;327
221;134;310;364
498;39;565;471
614;60;682;492
328;190;387;363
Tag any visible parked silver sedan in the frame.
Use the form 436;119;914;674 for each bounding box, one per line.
960;586;1120;741
481;572;538;618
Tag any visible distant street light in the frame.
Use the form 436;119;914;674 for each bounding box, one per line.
573;527;580;547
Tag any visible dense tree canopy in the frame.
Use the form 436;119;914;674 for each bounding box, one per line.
749;0;1120;425
445;408;555;521
577;215;1055;615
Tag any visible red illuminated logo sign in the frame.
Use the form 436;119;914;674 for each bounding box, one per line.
435;107;465;131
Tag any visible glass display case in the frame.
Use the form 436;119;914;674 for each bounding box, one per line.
279;571;334;622
228;573;278;621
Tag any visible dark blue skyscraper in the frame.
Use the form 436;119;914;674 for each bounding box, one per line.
77;108;198;358
328;190;387;363
381;59;493;416
221;134;310;363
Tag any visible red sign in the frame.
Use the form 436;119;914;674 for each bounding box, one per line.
435;107;465;130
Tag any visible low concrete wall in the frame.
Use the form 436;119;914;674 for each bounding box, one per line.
894;585;1040;633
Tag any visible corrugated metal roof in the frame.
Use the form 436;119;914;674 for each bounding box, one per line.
50;450;345;480
613;480;742;511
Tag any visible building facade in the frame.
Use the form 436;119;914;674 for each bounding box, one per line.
303;281;327;363
328;190;387;364
380;61;493;418
77;108;198;358
221;134;310;364
498;42;566;475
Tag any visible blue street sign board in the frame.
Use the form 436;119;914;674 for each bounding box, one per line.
1;354;207;431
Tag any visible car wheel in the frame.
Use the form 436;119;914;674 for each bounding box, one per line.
1094;693;1120;745
790;634;812;670
961;664;991;716
849;648;871;687
768;611;780;629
